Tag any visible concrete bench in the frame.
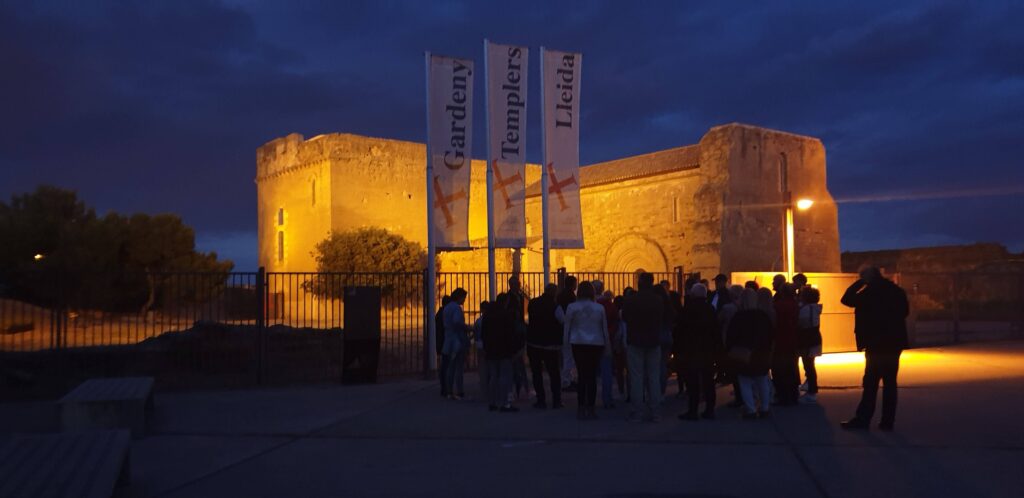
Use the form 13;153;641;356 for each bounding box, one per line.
60;377;154;437
0;430;131;498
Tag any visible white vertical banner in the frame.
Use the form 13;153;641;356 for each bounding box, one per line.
427;54;474;249
542;48;584;248
486;42;528;248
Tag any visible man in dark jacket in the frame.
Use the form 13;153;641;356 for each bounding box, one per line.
555;276;578;391
482;293;522;412
622;272;667;422
435;295;451;397
527;284;562;409
772;284;801;406
840;266;909;431
675;284;722;420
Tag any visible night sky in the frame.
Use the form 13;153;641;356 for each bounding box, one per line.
3;1;1022;271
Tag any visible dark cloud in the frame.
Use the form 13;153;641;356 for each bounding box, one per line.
2;0;1022;269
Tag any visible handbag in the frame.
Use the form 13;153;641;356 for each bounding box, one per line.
727;346;752;364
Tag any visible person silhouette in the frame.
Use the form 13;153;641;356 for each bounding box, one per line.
840;266;909;431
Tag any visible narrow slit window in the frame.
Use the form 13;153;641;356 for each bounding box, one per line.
311;179;316;206
778;153;788;193
278;208;284;226
277;231;285;262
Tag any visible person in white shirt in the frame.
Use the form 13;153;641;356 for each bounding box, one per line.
563;281;611;420
797;286;824;403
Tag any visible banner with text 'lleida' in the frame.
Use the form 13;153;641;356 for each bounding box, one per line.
486;41;528;248
427;54;474;249
542;48;584;248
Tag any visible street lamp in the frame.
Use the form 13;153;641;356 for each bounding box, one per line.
33;253;44;261
784;194;814;279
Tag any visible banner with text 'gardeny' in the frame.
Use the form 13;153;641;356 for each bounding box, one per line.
486;41;528;248
427;54;474;249
542;48;584;248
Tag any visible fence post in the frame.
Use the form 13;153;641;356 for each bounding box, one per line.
951;274;961;344
256;267;266;385
50;307;58;351
674;266;684;293
906;277;918;348
1018;274;1024;335
422;269;432;379
57;270;67;350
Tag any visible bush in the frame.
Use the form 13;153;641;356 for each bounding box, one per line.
302;228;431;303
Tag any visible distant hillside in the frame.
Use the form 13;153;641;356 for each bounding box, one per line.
841;243;1024;274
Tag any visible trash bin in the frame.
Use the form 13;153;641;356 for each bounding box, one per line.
342;286;382;384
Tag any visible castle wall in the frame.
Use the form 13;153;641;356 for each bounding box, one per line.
521;167;701;274
256;124;841;279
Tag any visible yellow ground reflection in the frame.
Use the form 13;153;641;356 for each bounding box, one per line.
815;351;865;367
816;350;934;367
811;346;1024;388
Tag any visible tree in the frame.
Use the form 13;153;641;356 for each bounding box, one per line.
0;186;233;311
123;213;233;312
303;227;430;302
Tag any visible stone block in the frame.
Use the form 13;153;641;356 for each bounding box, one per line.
59;377;154;438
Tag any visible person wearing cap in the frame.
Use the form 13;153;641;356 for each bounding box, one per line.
709;274;732;311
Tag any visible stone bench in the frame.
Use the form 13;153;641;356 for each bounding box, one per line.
0;430;131;498
60;377;154;438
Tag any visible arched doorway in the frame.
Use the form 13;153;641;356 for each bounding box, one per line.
603;234;669;273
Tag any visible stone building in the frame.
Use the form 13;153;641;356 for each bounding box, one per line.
256;123;841;278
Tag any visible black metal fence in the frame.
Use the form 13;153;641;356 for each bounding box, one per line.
13;267;1015;393
0;268;684;394
263;272;425;378
1;272;259;352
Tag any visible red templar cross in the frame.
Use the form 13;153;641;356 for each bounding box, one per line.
492;160;523;209
546;162;577;212
433;176;467;228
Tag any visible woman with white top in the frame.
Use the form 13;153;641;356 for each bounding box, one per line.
563;281;612;420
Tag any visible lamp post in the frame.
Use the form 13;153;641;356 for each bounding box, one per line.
784;192;814;279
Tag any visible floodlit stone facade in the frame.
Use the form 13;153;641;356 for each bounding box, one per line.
256;123;841;277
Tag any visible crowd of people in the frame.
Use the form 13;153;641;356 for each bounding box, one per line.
434;267;908;430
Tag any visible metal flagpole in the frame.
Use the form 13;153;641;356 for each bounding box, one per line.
540;47;551;285
484;40;497;300
424;51;438;371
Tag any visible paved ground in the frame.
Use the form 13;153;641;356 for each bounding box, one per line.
3;341;1024;497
